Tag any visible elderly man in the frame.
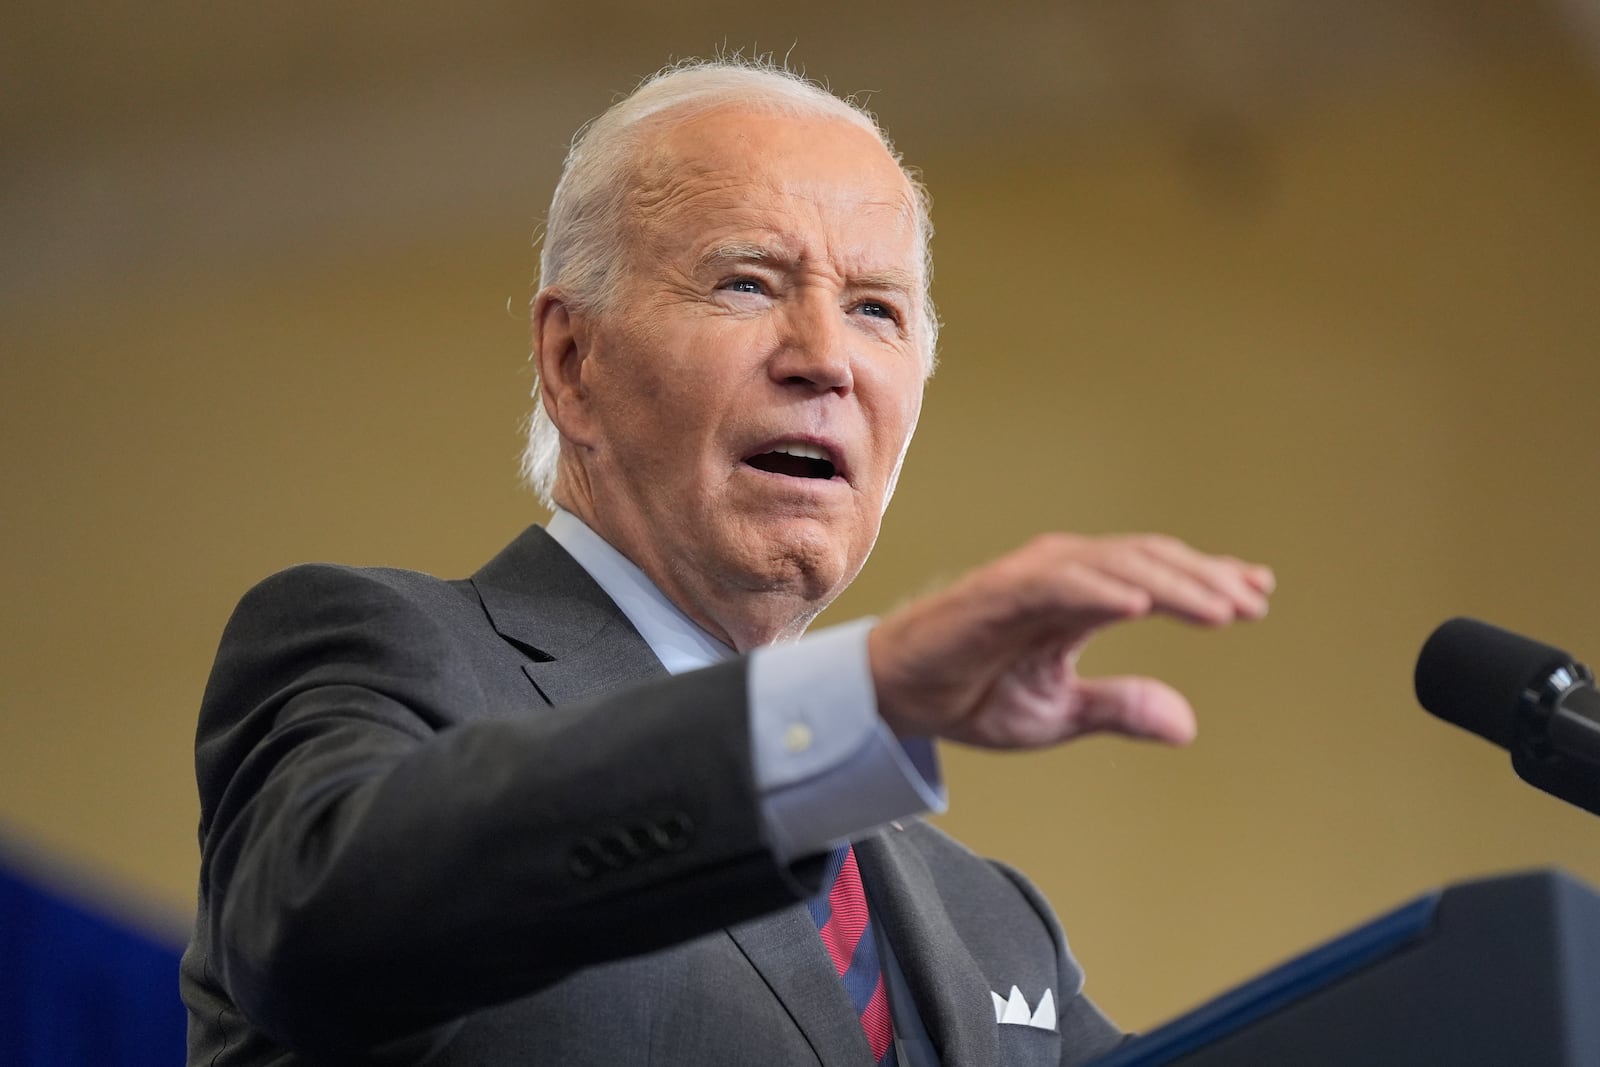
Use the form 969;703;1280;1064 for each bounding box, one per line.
181;59;1272;1066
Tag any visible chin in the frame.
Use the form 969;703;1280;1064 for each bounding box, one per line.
791;539;878;606
733;528;850;598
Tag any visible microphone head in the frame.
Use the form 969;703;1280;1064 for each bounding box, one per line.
1415;617;1578;750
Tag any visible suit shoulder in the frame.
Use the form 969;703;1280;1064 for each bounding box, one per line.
222;560;478;636
242;559;464;604
204;559;492;727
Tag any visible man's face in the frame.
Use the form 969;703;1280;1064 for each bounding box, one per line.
559;105;928;647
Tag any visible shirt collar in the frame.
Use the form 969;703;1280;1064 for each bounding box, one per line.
545;509;736;675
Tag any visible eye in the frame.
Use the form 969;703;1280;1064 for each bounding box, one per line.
719;276;768;296
853;299;902;324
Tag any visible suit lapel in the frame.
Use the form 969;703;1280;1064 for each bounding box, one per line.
517;622;664;707
726;906;874;1065
469;525;667;705
856;831;1000;1065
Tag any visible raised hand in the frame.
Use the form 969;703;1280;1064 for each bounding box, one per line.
867;533;1274;749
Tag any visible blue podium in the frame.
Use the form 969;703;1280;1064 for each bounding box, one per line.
1092;869;1600;1066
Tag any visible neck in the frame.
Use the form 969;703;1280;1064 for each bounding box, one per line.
554;482;826;653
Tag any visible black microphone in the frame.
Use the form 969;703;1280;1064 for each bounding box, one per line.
1415;617;1600;816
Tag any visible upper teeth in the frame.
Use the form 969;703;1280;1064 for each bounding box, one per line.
772;443;829;462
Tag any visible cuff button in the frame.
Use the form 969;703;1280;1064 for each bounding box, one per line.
783;722;813;753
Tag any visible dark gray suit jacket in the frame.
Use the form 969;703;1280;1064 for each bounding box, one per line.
181;526;1122;1065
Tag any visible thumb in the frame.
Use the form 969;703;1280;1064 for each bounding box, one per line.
1069;676;1198;745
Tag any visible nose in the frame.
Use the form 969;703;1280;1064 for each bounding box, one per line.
768;290;854;395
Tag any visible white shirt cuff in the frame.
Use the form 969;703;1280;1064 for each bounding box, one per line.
748;618;947;863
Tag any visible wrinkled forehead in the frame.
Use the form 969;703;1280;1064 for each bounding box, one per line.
627;105;924;276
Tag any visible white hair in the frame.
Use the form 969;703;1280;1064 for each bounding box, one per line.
519;56;938;508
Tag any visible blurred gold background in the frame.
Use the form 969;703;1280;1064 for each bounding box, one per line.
5;1;1600;1031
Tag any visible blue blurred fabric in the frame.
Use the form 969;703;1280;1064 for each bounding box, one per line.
0;857;186;1066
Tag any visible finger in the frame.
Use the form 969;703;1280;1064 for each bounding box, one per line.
1026;556;1154;635
1067;675;1197;745
1134;536;1270;616
1072;538;1244;626
1224;556;1276;595
1128;536;1273;622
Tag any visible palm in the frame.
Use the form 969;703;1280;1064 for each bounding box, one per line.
959;640;1088;747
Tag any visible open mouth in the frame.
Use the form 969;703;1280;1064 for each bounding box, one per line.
743;442;839;481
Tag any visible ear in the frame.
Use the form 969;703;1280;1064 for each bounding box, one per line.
532;289;600;448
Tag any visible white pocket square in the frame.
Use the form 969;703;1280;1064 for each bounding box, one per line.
991;985;1056;1031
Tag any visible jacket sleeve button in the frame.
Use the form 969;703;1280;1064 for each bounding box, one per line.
568;838;602;880
652;811;694;852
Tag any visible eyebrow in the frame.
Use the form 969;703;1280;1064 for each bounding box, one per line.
695;241;920;295
695;241;783;273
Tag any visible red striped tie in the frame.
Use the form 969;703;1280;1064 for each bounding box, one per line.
810;846;896;1065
